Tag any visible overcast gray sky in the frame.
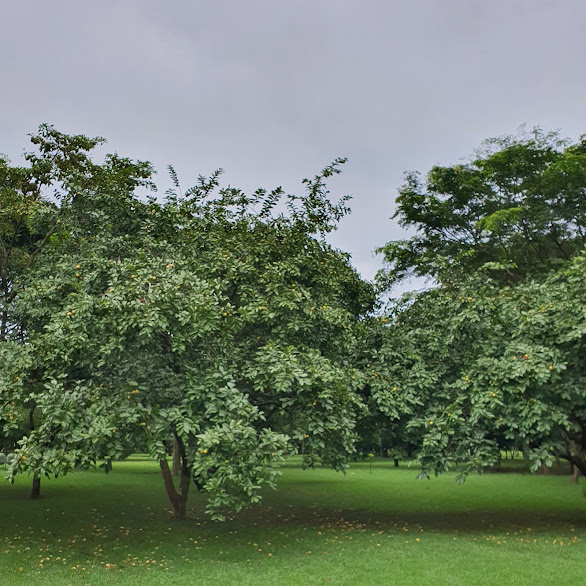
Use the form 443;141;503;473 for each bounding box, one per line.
2;0;586;288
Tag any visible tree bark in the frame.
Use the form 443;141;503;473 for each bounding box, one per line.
28;405;41;499
30;473;41;499
565;435;586;483
172;437;181;476
159;437;192;520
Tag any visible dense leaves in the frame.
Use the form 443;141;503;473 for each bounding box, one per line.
373;128;586;480
0;128;375;519
378;128;586;289
371;257;586;478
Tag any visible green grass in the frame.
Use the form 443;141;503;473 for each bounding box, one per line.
1;457;584;585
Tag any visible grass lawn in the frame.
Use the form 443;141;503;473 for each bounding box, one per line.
0;457;584;585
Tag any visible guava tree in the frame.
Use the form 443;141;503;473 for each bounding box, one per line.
0;125;155;497
370;256;586;480
2;128;375;519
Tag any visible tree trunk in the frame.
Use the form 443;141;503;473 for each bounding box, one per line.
571;465;580;485
159;437;192;520
565;436;585;485
394;458;399;468
172;437;181;476
30;473;41;499
0;309;7;343
522;443;530;466
28;405;41;499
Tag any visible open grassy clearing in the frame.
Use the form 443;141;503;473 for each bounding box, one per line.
0;457;584;585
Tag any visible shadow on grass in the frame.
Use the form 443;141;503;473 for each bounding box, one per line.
204;502;586;536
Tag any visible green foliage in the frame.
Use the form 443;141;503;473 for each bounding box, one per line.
0;126;375;518
377;128;586;289
371;254;586;479
372;126;586;482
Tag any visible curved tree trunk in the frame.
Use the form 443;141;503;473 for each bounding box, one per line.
565;435;585;485
159;436;192;520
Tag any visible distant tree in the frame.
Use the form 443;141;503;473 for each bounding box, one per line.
377;128;586;290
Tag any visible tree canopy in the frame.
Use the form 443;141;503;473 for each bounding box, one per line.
373;128;586;481
371;257;586;479
0;126;375;519
377;128;586;290
2;124;585;520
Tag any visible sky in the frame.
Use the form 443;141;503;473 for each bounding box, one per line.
2;0;586;290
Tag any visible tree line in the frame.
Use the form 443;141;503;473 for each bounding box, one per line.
1;125;584;519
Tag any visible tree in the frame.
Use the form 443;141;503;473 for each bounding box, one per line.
1;128;375;520
1;129;93;496
377;128;586;290
0;125;154;499
370;257;586;481
373;127;586;483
